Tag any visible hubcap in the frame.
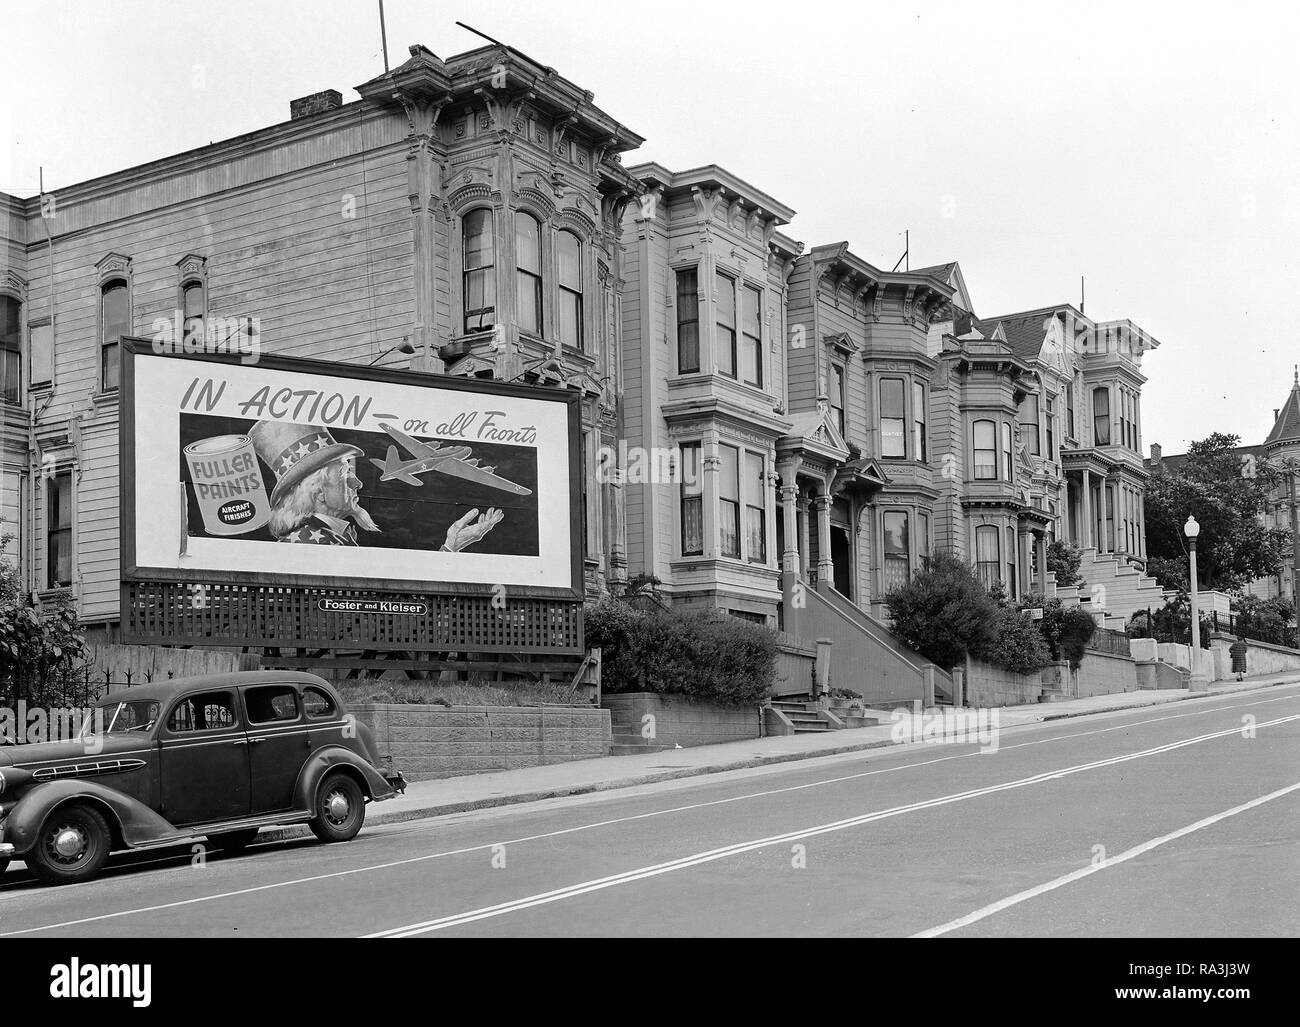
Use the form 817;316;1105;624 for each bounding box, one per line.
51;825;87;861
325;790;350;823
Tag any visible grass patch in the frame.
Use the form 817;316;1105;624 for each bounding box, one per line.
338;675;581;708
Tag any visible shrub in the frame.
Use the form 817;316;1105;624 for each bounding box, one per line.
0;533;89;708
984;605;1054;675
885;551;1001;669
1020;592;1097;669
585;599;775;706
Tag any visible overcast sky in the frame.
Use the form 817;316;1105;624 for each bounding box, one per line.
4;0;1297;454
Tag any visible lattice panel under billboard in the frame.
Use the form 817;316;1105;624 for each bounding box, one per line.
123;582;583;654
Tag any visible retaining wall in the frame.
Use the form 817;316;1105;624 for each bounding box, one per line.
602;692;762;747
351;704;611;782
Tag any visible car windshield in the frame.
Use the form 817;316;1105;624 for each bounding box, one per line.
77;700;161;739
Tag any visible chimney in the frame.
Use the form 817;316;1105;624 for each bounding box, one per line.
1150;442;1162;465
290;89;342;120
1274;409;1280;420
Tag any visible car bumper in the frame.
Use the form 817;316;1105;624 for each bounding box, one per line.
0;842;14;860
381;769;407;796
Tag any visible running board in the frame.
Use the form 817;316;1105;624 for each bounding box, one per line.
123;811;316;851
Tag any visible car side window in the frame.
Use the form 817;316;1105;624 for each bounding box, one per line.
167;692;238;733
303;687;338;720
245;685;301;725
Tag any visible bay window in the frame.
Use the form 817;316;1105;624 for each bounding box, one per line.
883;511;910;594
1093;387;1111;446
514;212;543;336
461;209;495;334
974;419;997;480
676;268;700;373
1020;393;1040;455
912;381;927;462
741;284;762;387
719;444;740;558
880;378;906;458
1002;422;1014;484
745;451;766;563
716;272;737;378
680;442;702;556
975;525;1000;589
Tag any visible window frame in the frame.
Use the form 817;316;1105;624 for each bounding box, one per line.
882;510;911;594
556;229;584;351
879;377;907;459
46;469;72;590
514;210;544;338
744;450;767;564
100;278;130;393
1093;386;1111;446
1002;421;1014;484
461;208;496;335
675;267;700;373
1020;392;1041;456
1;293;22;405
680;441;703;557
974;524;1000;590
912;381;927;462
829;362;846;438
718;443;741;559
973;419;997;480
715;271;738;379
740;283;763;388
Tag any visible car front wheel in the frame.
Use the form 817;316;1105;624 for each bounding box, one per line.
28;803;112;886
309;772;365;843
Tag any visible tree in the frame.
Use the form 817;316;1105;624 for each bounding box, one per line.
885;551;1001;669
1045;540;1084;589
1144;433;1291;594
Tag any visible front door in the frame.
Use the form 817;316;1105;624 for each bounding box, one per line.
158;689;250;826
832;527;852;598
241;683;310;814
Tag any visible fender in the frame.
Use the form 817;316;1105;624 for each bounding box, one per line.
293;746;395;812
2;779;181;856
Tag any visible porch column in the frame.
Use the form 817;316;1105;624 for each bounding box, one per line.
779;473;800;575
1018;526;1033;598
1080;469;1093;549
797;494;811;580
814;492;834;586
702;434;720;558
1101;479;1113;554
1037;532;1049;593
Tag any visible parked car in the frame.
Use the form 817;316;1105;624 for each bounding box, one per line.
0;671;405;885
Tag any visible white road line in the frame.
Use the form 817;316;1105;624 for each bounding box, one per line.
2;688;1295;932
363;712;1300;937
911;780;1300;938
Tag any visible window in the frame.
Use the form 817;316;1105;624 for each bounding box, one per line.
1067;380;1076;439
1002;422;1014;484
303;687;337;719
182;280;205;342
1045;395;1056;460
741;284;762;387
29;320;52;388
1020;393;1040;455
167;692;237;733
680;442;702;556
101;280;128;391
719;444;740;559
973;420;997;480
745;451;766;564
462;209;495;334
47;471;72;589
912;382;927;462
829;364;845;438
975;525;1000;589
676;269;700;373
1007;526;1017;598
883;511;910;593
880;378;906;458
918;511;931;570
245;685;300;724
1093;387;1111;446
1;295;20;403
715;272;737;378
515;212;543;336
557;230;583;350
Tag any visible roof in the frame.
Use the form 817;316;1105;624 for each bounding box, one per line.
92;670;332;705
977;305;1072;363
1264;371;1300;448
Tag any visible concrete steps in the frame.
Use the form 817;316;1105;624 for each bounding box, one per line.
766;698;834;734
1075;547;1166;624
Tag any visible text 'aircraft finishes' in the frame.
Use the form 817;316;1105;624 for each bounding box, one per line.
369;423;533;495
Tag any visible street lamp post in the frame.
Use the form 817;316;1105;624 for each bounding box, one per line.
1185;515;1208;691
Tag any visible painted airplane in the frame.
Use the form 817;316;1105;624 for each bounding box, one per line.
369;423;533;495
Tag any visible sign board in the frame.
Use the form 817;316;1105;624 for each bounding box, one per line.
119;339;584;652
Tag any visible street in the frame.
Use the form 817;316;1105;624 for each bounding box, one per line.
2;684;1297;938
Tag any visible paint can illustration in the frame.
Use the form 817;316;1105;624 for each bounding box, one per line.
184;434;271;536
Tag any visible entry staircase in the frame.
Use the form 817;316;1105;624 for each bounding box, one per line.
1044;547;1167;630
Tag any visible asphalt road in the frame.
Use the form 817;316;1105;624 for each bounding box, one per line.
2;684;1298;938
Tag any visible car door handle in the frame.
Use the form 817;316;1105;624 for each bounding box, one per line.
231;739;248;746
249;738;267;745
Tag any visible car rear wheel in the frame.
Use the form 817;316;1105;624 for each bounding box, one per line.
309;772;365;843
207;828;260;854
27;803;112;886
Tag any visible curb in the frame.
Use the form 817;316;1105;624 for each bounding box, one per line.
252;677;1300;845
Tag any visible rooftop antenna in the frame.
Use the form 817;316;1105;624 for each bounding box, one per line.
1080;275;1086;315
456;21;507;47
378;0;390;72
891;229;909;272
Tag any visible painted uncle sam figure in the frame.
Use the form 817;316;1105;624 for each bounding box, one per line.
249;420;502;550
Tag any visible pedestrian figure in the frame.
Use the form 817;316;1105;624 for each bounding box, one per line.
1229;636;1248;681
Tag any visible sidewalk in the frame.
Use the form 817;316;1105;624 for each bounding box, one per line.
264;672;1300;841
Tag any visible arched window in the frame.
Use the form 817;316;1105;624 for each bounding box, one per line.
557;230;583;350
461;209;495;334
182;280;205;342
101;280;129;391
973;419;996;480
1093;387;1111;446
514;212;543;336
975;525;1000;589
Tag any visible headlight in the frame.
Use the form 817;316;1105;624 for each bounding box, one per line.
0;768;35;796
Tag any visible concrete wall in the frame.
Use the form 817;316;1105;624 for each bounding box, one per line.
1209;634;1300;678
1073;649;1140;697
603;691;761;747
352;703;611;783
964;658;1041;707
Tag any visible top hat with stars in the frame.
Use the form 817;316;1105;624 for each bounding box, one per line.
249;420;364;506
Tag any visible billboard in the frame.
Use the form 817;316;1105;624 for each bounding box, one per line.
120;339;582;599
